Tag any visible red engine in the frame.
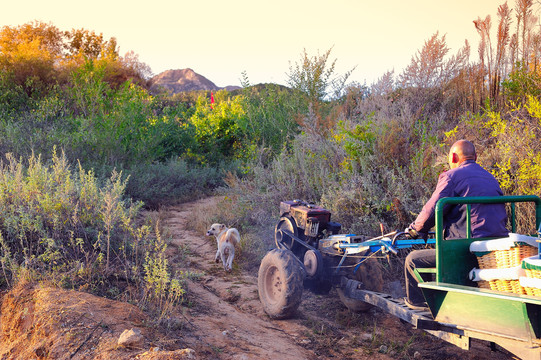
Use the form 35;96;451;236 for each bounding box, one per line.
279;200;339;238
280;200;331;237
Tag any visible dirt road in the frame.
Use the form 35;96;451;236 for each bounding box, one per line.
161;198;515;360
163;198;317;360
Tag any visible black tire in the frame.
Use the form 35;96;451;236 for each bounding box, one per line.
274;216;298;251
258;249;304;319
337;257;384;312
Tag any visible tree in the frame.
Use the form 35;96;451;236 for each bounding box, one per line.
399;32;470;89
397;33;470;116
0;21;64;57
0;21;64;94
515;0;536;67
0;21;151;94
371;70;395;96
65;28;106;59
286;47;354;102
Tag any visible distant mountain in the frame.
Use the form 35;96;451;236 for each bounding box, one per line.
149;68;241;94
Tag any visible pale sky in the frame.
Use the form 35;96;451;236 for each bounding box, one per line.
2;0;510;88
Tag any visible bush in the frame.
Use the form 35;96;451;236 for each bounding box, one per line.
65;62;195;166
221;89;446;241
238;83;305;158
502;63;541;105
443;96;541;233
0;150;135;282
124;158;238;209
0;150;185;319
187;92;246;165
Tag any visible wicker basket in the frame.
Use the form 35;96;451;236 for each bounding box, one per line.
478;279;526;294
512;280;527;294
522;255;541;277
470;235;539;294
523;286;541;297
476;244;538;269
521;256;541;297
524;268;541;279
477;280;497;290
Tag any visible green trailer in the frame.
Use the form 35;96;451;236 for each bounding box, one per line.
342;195;541;359
418;195;541;359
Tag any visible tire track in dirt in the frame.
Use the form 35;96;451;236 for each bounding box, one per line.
162;198;316;360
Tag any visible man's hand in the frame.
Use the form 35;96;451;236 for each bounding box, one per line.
404;227;418;239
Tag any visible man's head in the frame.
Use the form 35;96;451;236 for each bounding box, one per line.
448;139;476;169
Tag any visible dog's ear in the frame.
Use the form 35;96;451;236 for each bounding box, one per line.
220;224;226;230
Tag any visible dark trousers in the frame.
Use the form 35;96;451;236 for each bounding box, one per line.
405;248;436;305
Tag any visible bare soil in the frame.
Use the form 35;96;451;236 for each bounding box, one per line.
0;197;518;359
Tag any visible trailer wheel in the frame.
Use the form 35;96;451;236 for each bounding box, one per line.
337;257;384;312
258;249;304;319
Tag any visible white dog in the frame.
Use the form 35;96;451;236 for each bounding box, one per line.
206;223;240;272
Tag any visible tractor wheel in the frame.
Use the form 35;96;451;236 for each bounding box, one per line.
337;257;384;312
274;216;298;251
258;248;304;319
302;249;332;294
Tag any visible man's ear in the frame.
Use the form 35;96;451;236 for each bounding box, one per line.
451;152;459;164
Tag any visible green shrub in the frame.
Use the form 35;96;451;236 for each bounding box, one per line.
124;158;238;209
502;63;541;105
238;83;305;158
187;92;246;165
0;150;135;282
0;149;185;319
142;225;186;322
221;94;444;240
0;71;29;116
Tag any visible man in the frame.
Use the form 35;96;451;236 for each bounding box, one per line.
404;139;508;309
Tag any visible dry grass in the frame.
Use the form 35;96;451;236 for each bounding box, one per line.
184;195;273;272
184;196;226;234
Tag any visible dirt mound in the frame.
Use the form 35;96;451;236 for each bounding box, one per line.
0;283;193;360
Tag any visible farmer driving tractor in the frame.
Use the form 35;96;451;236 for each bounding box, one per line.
404;139;509;310
259;138;541;358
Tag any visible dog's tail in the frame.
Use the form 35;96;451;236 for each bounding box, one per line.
226;228;240;245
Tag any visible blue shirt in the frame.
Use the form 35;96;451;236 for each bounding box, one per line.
410;160;508;239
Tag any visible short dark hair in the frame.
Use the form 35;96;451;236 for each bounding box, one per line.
453;139;476;159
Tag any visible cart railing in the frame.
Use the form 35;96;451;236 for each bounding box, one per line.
434;195;541;284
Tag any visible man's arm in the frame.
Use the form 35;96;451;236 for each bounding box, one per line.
410;172;453;234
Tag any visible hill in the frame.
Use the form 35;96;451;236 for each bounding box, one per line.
149;68;240;94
